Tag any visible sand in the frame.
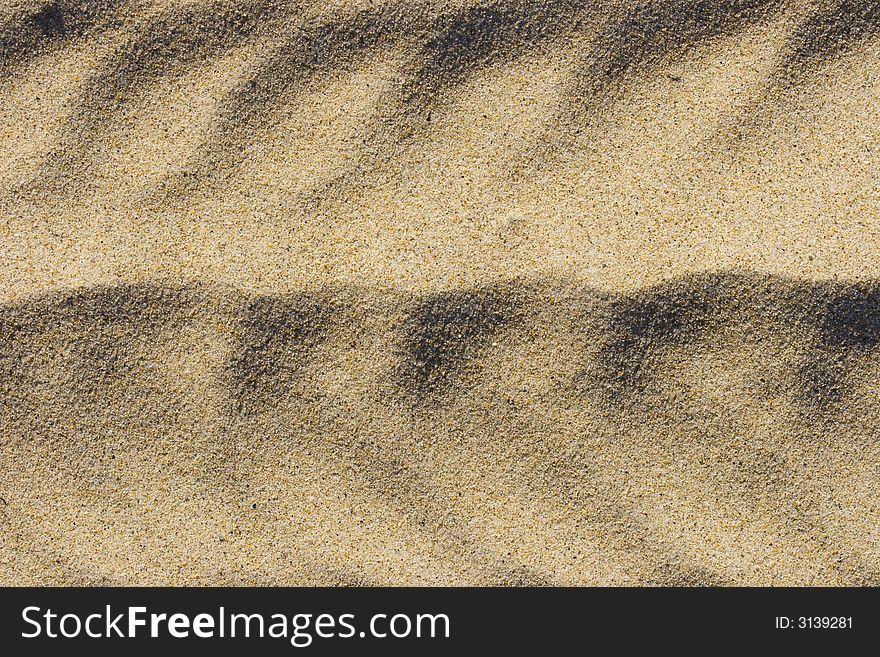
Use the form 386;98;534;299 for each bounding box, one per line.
0;0;878;585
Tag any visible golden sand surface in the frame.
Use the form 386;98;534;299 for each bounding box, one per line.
0;0;878;584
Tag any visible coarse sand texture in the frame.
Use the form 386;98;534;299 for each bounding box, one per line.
1;0;879;584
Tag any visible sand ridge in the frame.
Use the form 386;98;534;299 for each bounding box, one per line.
0;0;878;296
1;273;879;584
